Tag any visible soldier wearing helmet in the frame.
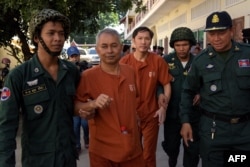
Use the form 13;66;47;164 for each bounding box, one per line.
0;9;79;167
158;27;200;167
29;8;70;56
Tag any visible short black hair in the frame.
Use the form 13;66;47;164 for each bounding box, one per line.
132;26;154;39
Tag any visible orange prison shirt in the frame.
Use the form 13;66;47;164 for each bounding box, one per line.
120;52;173;122
75;64;142;162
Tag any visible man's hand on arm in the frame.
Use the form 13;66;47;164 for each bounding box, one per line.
154;106;166;125
74;100;96;120
158;94;169;109
74;93;113;120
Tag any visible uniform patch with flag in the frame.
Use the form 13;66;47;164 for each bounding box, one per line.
238;59;250;67
1;87;11;101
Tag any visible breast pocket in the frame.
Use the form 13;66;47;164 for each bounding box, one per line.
23;90;50;120
203;72;222;95
235;68;250;89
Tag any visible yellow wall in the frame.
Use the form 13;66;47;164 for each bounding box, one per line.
143;0;250;53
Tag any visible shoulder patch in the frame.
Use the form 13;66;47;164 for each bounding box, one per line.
1;87;11;101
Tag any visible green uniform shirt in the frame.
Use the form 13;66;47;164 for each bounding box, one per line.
0;55;80;167
160;53;200;122
180;41;250;123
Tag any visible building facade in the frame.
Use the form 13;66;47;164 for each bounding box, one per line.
121;0;250;54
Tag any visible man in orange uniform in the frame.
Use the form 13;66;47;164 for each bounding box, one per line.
74;28;144;167
120;26;172;167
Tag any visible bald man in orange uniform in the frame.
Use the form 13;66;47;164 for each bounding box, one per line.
120;26;172;167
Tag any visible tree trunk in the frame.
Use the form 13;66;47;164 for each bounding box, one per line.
18;30;33;61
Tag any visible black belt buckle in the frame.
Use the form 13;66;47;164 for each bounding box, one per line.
230;117;240;124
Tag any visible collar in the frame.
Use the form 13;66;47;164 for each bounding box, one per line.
30;55;69;78
207;40;241;58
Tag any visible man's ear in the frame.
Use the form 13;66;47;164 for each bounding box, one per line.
34;35;39;43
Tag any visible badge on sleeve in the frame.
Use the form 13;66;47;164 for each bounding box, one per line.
0;87;11;101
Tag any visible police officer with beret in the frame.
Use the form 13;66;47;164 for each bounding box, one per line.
158;27;200;167
180;11;250;167
0;9;79;167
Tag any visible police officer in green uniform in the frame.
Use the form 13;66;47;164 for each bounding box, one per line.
180;11;250;167
158;27;200;167
0;9;80;167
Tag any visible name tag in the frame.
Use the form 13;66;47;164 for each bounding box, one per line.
23;84;47;96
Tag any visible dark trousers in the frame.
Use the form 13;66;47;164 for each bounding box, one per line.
199;115;250;167
162;118;200;167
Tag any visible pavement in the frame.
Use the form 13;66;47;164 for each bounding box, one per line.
15;120;201;167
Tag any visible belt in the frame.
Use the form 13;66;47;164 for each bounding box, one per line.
201;109;250;124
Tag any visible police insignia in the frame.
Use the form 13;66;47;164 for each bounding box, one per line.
0;87;11;101
212;14;219;23
168;63;175;69
27;79;38;86
206;64;214;69
34;105;43;114
235;46;240;51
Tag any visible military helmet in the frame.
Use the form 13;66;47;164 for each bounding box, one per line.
29;9;70;43
169;27;196;48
